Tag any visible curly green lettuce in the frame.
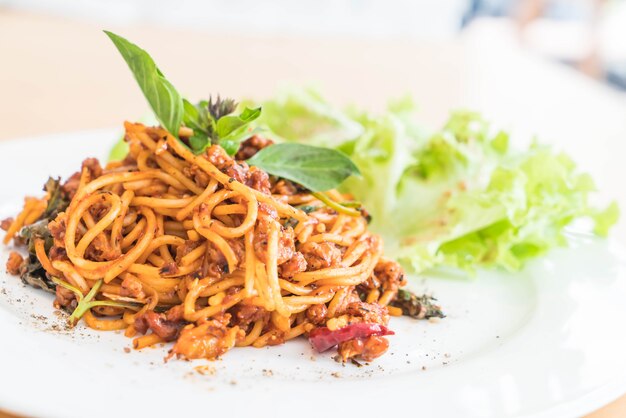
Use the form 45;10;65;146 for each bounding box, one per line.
252;88;619;274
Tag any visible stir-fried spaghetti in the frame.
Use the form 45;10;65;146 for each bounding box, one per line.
2;123;442;362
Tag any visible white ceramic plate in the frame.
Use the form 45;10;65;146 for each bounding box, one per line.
1;131;625;418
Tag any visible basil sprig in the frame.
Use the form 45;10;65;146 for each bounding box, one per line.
105;31;259;154
104;31;360;192
183;97;262;155
216;106;262;155
247;143;360;192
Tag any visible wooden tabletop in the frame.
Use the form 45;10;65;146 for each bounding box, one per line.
1;9;625;418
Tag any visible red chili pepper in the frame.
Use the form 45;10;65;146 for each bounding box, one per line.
308;323;394;352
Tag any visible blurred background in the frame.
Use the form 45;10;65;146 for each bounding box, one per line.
2;0;626;136
3;0;626;88
3;0;626;127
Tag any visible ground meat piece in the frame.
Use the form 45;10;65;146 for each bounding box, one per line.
253;203;293;265
253;223;295;265
1;217;13;231
228;238;245;268
330;288;362;318
134;308;186;341
88;195;110;221
199;237;244;278
54;285;77;310
230;303;268;328
235;135;274;160
374;259;406;292
299;241;342;271
159;262;180;276
48;246;67;262
85;235;120;262
276;227;296;264
6;252;23;275
61;172;81;200
120;275;145;299
271;179;306;196
120;153;137;168
258;202;278;221
327;291;389;330
358;274;381;291
166;305;185;322
82;158;102;179
279;252;307;279
202;244;226;278
226;161;250;184
337;338;363;361
133;316;148;334
305;303;327;325
245;167;271;195
48;213;67;248
206;144;230;169
206;145;249;182
61;158;103;199
344;301;390;326
182;164;210;188
169;318;240;360
337;335;390;362
251;227;268;264
175;240;203;264
360;335;390;360
206;144;273;194
145;126;166;142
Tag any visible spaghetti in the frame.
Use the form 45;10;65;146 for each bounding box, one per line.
2;122;441;362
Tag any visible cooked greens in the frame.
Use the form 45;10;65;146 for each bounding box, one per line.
182;96;262;155
17;178;70;292
390;289;445;319
18;219;56;293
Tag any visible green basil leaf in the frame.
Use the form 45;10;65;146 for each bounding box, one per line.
193;100;212;131
104;31;183;138
183;99;202;129
240;106;262;120
183;99;213;132
220;139;241;156
183;98;213;153
189;132;210;154
247;143;360;192
183;98;223;154
220;126;263;156
216;107;261;138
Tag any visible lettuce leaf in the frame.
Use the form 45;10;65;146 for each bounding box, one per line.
108;133;129;162
254;88;619;274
